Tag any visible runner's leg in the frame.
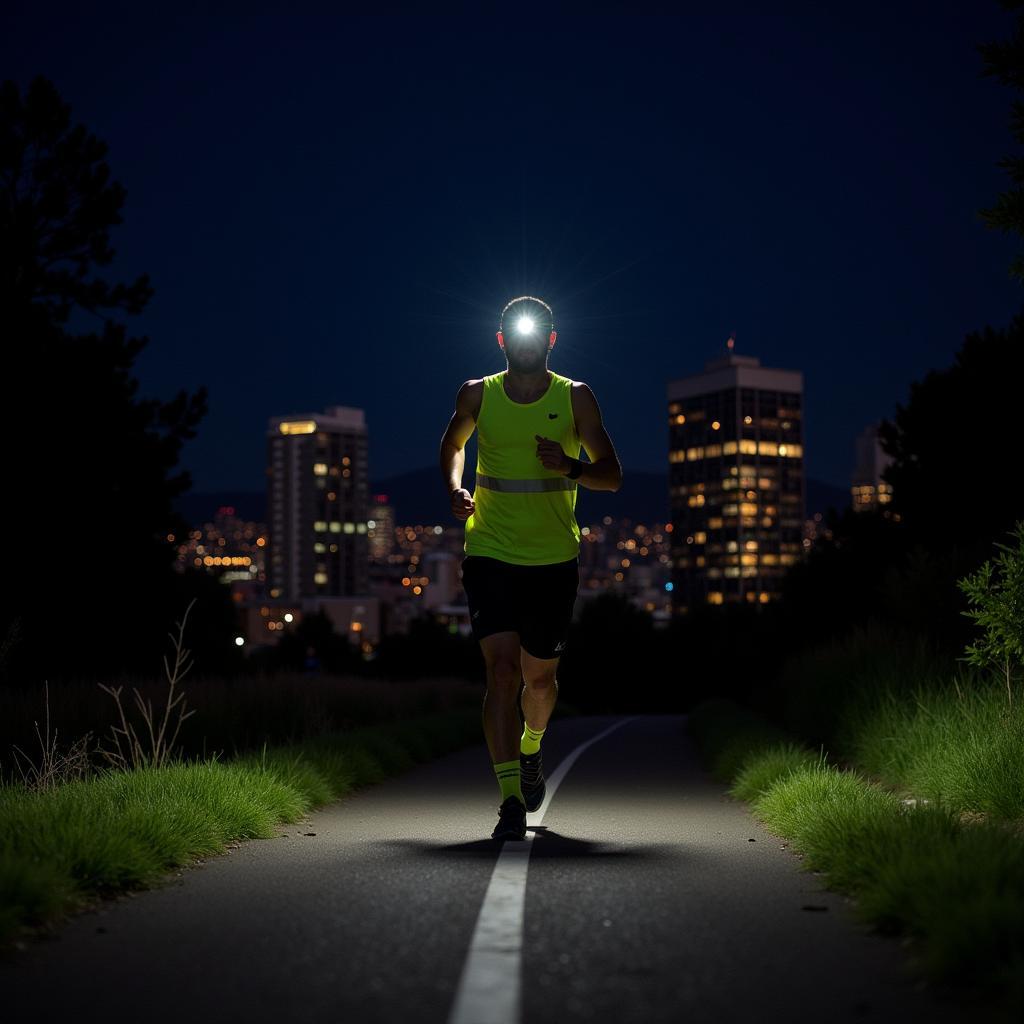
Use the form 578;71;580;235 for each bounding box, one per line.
520;648;559;735
480;630;523;764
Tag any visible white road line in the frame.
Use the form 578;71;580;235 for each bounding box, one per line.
446;716;640;1024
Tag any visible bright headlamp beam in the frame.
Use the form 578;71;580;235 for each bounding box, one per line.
516;316;535;335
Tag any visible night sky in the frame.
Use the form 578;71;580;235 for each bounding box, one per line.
5;4;1022;493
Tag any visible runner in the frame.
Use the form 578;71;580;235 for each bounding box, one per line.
439;296;624;841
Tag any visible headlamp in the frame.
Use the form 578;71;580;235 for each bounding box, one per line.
499;295;554;342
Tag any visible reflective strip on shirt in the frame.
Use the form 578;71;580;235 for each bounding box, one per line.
476;473;577;493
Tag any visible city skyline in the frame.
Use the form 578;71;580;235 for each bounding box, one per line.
2;8;1021;497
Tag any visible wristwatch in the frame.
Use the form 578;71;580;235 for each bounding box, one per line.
566;458;584;480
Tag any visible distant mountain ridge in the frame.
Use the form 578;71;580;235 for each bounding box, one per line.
174;468;850;528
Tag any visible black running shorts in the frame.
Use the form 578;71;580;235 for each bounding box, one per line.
460;554;580;660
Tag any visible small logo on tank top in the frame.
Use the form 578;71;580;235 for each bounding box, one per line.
548;412;558;419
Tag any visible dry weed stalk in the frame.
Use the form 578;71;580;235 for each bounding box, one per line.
98;598;198;770
10;680;94;791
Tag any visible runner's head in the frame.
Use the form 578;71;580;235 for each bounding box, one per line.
497;296;556;372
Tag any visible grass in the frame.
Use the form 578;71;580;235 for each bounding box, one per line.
839;674;1024;821
686;698;1024;1020
770;619;950;751
680;697;796;782
0;708;482;949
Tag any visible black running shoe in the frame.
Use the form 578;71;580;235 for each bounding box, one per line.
520;750;546;812
491;795;527;841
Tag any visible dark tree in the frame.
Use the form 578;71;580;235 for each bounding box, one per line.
0;76;220;683
877;313;1024;558
978;0;1024;282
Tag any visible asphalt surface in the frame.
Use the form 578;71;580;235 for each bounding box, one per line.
1;714;1002;1023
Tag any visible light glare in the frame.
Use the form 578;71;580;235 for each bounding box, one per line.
516;316;535;335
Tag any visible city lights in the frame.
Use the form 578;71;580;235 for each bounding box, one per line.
279;420;317;435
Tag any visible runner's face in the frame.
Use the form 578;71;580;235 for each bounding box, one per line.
502;313;552;371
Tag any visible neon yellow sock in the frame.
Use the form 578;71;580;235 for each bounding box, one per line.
493;759;524;805
520;723;545;756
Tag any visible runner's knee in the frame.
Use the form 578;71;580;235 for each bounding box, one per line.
523;669;557;692
486;658;521;693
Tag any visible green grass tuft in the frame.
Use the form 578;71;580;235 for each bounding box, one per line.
691;698;1024;1018
686;698;796;781
843;677;1024;820
0;708;481;948
729;743;823;802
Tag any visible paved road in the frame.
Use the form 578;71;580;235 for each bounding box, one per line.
1;715;1000;1023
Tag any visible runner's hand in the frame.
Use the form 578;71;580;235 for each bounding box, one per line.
535;435;570;474
450;487;475;520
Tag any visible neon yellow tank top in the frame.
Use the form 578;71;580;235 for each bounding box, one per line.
464;370;582;565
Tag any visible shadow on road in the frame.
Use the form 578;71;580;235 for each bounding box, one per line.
382;827;684;862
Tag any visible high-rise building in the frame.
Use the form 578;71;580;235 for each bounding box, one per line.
851;422;894;512
667;347;805;613
266;405;370;602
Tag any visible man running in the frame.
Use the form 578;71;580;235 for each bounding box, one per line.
439;296;623;841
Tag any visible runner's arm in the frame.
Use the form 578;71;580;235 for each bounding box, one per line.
440;380;478;497
572;384;623;492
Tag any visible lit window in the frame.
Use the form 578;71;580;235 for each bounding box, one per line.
279;421;317;435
